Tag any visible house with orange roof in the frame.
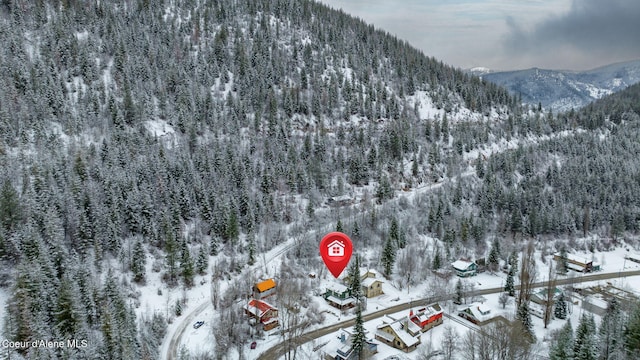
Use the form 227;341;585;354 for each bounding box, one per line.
253;278;277;299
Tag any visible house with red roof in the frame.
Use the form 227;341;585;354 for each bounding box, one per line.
409;303;443;332
244;299;279;331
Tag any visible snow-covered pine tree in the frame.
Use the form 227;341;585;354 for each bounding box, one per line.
348;254;363;304
516;302;535;341
554;292;568;319
574;313;598;360
488;238;500;272
180;239;195;287
196;245;209;274
381;236;396;277
598;297;625;359
351;305;366;360
549;320;574;360
505;267;515;296
455;278;463;304
131;240;146;283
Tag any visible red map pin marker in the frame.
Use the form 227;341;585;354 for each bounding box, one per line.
320;232;353;278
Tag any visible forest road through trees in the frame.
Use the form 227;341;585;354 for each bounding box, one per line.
257;269;640;360
166;300;211;360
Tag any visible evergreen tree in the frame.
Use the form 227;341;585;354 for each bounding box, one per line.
505;267;515;296
247;235;256;266
432;246;442;270
549;320;574;360
164;229;179;286
131;241;146;283
210;236;219;256
626;301;640;356
559;245;569;274
517;302;535;341
336;220;344;233
180;239;194;287
351;305;366;359
599;297;624;360
554;293;568;320
455;278;463;304
54;275;83;339
196;245;208;275
0;179;21;233
488;238;500;272
348;254;363;304
574;313;597;360
381;237;395;277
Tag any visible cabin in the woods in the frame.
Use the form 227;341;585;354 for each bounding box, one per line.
451;259;477;277
553;253;594;273
324;283;356;310
253;278;277;299
244;299;279;331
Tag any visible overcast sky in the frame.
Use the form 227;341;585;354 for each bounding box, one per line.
318;0;640;71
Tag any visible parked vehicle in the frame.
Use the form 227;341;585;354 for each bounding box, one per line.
250;341;257;349
193;321;204;329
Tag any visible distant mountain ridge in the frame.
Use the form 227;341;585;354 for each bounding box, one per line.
471;59;640;112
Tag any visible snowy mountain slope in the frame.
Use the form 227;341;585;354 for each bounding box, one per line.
478;59;640;111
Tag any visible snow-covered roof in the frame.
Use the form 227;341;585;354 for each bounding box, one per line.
567;262;587;271
360;269;379;278
326;295;355;306
451;260;475;270
377;317;420;347
389;321;420;347
412;304;443;323
244;299;277;317
625;253;640;261
326;283;349;294
459;302;493;322
555;252;592;265
477;303;491;314
362;277;382;287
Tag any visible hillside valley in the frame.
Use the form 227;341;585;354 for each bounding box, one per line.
475;59;640;112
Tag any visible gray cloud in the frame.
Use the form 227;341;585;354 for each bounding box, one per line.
504;0;640;69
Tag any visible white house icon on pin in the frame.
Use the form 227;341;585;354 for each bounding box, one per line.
327;240;345;257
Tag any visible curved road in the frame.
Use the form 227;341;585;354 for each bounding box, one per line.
257;269;640;360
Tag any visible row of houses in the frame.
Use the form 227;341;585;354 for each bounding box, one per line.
324;304;444;359
323;269;384;310
244;278;280;331
451;251;602;279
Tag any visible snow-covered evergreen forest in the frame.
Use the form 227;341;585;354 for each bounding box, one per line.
1;0;640;359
